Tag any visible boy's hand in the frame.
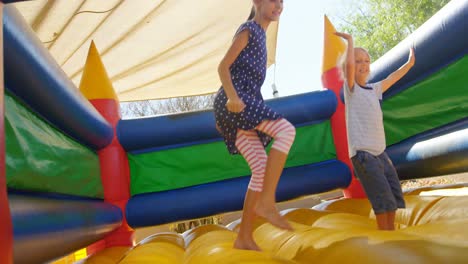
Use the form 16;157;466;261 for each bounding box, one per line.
408;48;416;67
334;32;353;41
381;47;416;92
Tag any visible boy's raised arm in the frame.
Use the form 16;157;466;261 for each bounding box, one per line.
381;48;416;92
335;32;355;91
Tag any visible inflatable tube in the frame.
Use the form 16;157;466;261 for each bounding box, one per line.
387;118;468;180
369;0;468;99
10;192;122;263
1;1;32;3
126;160;350;228
118;90;337;152
3;6;113;150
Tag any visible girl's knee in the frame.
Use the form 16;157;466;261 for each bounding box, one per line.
283;123;296;138
272;121;295;154
278;119;295;135
277;120;295;139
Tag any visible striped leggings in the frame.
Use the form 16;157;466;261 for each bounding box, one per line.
235;118;296;192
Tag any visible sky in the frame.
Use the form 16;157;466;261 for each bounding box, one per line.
260;0;358;99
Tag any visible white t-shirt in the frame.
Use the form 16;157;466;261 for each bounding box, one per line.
344;81;386;157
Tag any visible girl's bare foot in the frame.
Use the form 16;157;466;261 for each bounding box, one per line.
233;236;261;251
255;205;293;231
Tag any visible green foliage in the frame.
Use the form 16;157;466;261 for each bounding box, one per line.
336;0;450;60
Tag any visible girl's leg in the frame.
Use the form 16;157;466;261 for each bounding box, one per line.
233;129;268;251
255;119;296;230
234;189;261;250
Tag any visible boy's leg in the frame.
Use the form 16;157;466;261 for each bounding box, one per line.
233;129;267;250
387;211;396;230
375;211;395;230
381;152;405;230
351;151;398;230
375;213;389;230
255;119;296;230
382;152;405;209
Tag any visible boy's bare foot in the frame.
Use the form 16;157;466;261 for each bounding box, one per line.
233;236;261;251
255;205;293;231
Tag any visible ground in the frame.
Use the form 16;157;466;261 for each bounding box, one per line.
401;172;468;189
133;172;468;241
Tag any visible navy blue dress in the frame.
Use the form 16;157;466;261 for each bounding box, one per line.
214;20;282;155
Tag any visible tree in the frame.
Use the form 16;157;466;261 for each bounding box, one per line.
161;94;216;114
120;93;216;119
335;0;451;60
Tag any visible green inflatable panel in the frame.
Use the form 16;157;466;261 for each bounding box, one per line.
384;55;468;146
129;121;336;195
5;93;103;198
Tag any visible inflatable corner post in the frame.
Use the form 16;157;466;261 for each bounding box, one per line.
79;41;134;254
321;16;365;198
0;3;14;264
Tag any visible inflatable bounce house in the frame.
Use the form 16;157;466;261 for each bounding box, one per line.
1;0;467;263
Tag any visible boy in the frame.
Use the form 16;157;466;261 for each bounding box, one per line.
335;31;415;230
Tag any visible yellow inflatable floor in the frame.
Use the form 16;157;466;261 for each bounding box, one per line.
83;185;468;264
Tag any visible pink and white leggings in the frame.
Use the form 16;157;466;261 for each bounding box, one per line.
235;118;296;192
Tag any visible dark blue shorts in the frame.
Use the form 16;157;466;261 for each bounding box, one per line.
351;151;405;214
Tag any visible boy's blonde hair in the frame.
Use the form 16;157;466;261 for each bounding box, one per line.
355;47;370;60
338;47;371;81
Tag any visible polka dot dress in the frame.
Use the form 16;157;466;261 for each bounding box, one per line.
214;20;282;155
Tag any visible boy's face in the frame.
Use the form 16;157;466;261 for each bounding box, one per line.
354;49;371;81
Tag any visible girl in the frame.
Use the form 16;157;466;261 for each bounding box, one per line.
213;0;294;251
335;31;415;230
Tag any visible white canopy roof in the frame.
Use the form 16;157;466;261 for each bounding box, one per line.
14;0;279;101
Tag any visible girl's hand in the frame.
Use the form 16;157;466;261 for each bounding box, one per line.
334;32;353;41
408;48;416;67
226;97;245;113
